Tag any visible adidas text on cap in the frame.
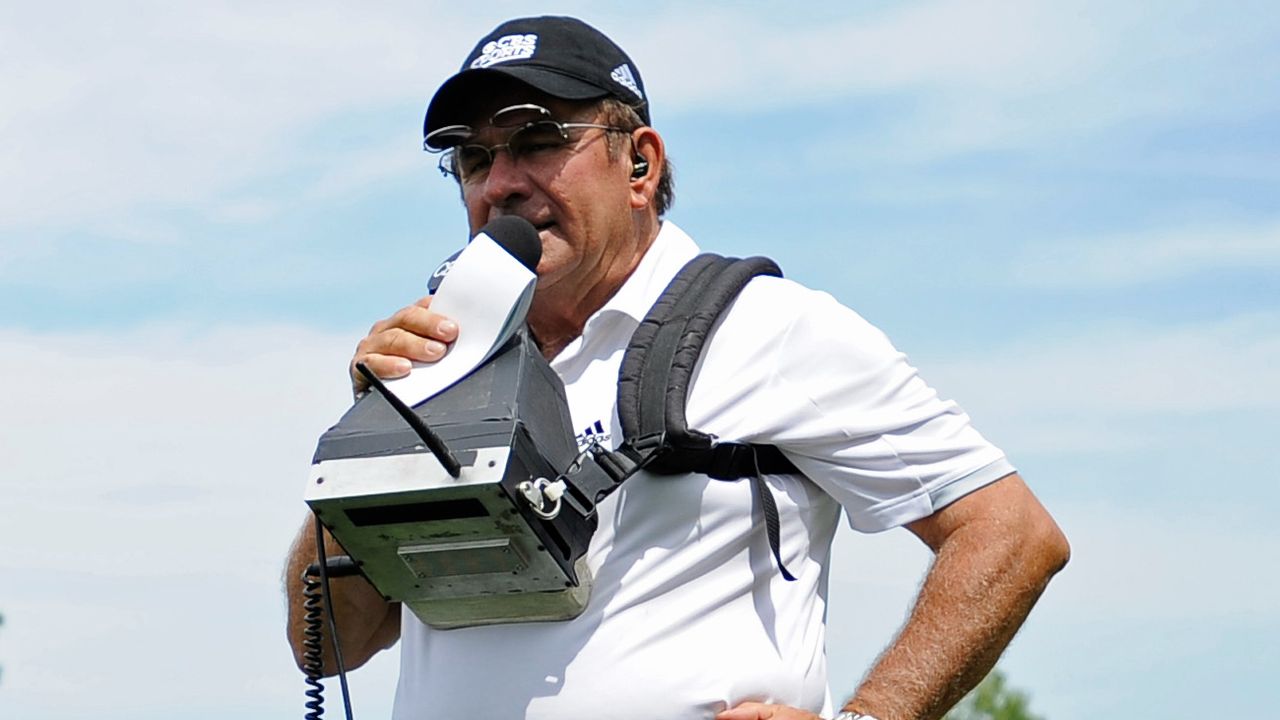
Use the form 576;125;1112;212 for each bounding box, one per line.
424;16;650;141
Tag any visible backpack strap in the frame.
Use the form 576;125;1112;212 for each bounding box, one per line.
617;254;799;470
615;253;800;580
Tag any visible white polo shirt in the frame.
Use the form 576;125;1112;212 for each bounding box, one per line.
392;221;1014;719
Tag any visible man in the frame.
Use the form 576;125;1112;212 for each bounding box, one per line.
285;16;1069;720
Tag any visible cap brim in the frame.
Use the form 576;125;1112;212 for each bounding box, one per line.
424;66;610;136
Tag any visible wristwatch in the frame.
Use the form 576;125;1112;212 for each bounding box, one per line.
832;712;879;720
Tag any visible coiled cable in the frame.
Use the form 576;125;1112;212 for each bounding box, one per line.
301;514;356;720
301;568;326;719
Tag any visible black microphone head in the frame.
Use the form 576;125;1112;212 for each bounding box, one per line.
477;216;542;272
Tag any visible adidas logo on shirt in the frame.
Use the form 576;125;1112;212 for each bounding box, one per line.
575;419;611;448
610;63;643;100
471;33;538;68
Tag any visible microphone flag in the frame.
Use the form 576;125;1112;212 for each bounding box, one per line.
383;224;539;407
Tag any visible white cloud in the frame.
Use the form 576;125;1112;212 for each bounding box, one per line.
919;311;1280;446
0;1;471;231
640;1;1076;106
823;494;1280;714
641;0;1279;161
0;323;353;569
1013;219;1280;288
1045;500;1280;624
305;134;430;203
1008;496;1280;718
6;0;1276;240
0;322;403;715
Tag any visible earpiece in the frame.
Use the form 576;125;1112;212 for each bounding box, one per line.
631;154;649;180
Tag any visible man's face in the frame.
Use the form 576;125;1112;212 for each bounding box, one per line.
455;91;637;298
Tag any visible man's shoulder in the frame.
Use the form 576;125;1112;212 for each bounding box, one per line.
728;273;867;336
705;271;900;383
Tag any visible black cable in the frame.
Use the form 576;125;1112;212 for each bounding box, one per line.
300;565;326;719
313;514;356;720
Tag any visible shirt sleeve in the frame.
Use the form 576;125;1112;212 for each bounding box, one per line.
710;279;1014;533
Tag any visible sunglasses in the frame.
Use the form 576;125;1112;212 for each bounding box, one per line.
424;104;629;182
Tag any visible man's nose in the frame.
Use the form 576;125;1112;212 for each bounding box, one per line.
479;149;530;208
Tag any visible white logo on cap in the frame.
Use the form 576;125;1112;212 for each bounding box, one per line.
471;33;538;68
610;63;643;100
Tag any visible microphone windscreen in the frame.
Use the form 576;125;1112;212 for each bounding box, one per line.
478;216;542;272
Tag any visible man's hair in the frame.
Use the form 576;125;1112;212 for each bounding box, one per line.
598;98;675;217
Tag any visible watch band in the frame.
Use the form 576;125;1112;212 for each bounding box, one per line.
832;712;879;720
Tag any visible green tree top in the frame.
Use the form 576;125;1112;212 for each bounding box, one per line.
944;668;1044;720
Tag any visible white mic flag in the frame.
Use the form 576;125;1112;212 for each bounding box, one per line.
383;227;538;407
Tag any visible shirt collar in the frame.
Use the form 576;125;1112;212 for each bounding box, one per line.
588;220;700;327
551;221;700;371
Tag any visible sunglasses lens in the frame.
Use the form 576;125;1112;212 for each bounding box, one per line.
425;125;473;150
508;123;571;158
491;104;552;128
453;146;493;177
431;106;610;182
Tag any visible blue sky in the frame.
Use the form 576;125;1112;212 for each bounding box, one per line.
2;2;1277;718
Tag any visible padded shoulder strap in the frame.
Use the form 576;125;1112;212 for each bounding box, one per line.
616;253;794;474
613;253;800;581
619;254;731;446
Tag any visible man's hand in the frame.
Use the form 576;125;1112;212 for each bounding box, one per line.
351;295;459;395
716;703;822;720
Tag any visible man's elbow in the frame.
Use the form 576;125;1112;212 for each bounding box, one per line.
1025;508;1071;581
290;637;314;675
288;602;400;676
287;625;327;676
289;635;382;678
1000;475;1071;581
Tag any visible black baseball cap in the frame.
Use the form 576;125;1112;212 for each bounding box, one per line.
424;16;649;144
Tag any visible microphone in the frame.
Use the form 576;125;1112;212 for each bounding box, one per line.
427;217;541;294
481;215;542;272
384;217;543;408
308;217;598;630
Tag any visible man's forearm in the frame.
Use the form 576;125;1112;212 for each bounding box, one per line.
284;518;401;675
845;479;1069;720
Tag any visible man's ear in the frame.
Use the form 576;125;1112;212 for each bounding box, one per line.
628;127;664;211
